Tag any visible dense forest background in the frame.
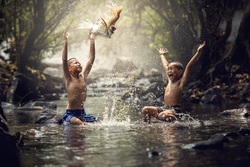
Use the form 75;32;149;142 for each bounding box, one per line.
0;0;250;104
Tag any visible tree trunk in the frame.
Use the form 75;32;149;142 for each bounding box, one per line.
232;2;250;72
197;1;250;85
17;0;45;73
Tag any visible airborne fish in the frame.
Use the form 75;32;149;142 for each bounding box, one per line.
78;2;123;38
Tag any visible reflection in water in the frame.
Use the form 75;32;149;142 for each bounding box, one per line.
160;126;181;167
63;126;86;165
3;96;250;166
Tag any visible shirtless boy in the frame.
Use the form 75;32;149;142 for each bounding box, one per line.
62;29;99;125
141;41;206;123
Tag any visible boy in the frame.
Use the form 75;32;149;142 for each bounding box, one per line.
141;41;206;123
62;29;99;125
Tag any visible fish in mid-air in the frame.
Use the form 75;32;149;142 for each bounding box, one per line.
78;2;123;38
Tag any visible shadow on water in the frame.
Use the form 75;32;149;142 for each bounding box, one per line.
3;96;250;167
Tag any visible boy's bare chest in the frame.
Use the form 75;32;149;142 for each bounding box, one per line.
165;82;182;94
67;79;86;91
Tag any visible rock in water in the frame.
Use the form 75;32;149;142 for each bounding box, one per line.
219;108;249;118
35;108;57;124
184;134;229;150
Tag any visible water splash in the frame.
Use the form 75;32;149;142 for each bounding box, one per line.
136;112;211;129
88;83;132;129
87;76;210;129
173;112;210;128
103;88;131;122
78;1;122;38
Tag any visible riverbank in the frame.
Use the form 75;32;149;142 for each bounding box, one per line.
1;59;250;109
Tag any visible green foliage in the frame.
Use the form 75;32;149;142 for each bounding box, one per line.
120;0;197;60
1;0;249;78
1;0;81;72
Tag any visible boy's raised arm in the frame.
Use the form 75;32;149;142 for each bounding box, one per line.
62;29;71;80
158;48;170;78
181;41;206;87
83;33;95;79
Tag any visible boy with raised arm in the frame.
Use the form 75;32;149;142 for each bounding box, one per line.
62;29;99;125
141;41;206;123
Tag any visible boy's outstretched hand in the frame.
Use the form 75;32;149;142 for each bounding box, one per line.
158;48;169;55
89;32;95;40
197;41;206;52
63;29;69;41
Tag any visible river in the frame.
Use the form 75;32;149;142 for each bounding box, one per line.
4;95;250;167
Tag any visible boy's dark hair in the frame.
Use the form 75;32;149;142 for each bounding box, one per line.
67;58;77;66
170;62;184;71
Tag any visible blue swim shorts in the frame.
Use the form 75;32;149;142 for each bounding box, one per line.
62;109;99;124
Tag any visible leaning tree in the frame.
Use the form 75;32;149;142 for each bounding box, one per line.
0;0;80;73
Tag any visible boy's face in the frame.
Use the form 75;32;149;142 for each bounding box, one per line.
167;63;183;81
68;58;82;74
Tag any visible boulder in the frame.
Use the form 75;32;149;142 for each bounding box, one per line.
22;101;57;110
0;104;23;167
35;108;62;124
183;127;250;150
200;87;225;105
141;82;164;97
0;129;22;167
112;57;137;73
6;73;38;105
218;108;249;118
184;134;229;150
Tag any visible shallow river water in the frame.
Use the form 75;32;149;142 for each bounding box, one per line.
4;95;250;167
